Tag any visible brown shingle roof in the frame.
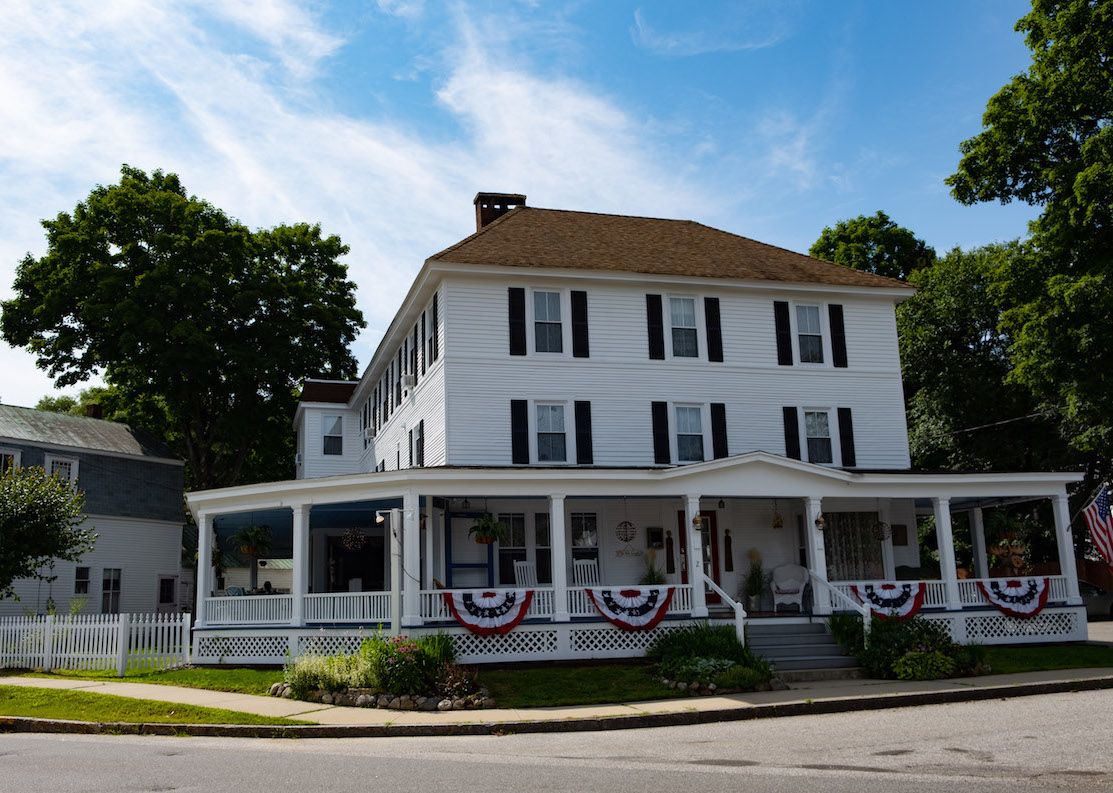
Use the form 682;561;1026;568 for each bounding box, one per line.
430;207;912;290
299;380;357;404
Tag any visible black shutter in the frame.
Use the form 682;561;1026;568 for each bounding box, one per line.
829;304;847;368
838;407;856;467
508;287;526;355
417;419;425;466
421;312;427;374
574;401;593;464
432;293;439;360
408;429;414;467
651;401;670;464
646;294;665;360
710;402;728;459
774;301;793;365
571;290;590;358
412;325;419;383
782;406;801;459
511;400;529;464
705;297;723;362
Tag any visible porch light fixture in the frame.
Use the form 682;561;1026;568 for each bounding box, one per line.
462;498;470;510
375;510;389;524
718;498;725;509
814;513;826;530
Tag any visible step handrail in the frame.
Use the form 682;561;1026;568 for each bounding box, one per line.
810;575;871;638
702;574;747;647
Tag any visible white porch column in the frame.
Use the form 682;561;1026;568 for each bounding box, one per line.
402;491;421;626
423;508;435;590
970;507;989;579
389;507;402;636
879;498;896;579
804;497;830;614
933;497;963;609
685;494;708;618
195;512;213;628
1051;492;1083;604
290;504;309;627
550;495;569;622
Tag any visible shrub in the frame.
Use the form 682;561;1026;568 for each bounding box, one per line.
435;663;479;698
284;650;373;699
714;664;768;690
647;622;752;665
893;650;956;680
826;613;866;653
660;656;736;684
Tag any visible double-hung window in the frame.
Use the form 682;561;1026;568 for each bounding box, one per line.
796;305;824;363
45;455;78;488
497;513;527;585
322;415;343;455
0;449;18;471
534;291;563;353
74;567;90;595
102;568;121;613
571;512;598;562
536;404;567;462
670;297;698;358
804;410;833;464
675;405;705;462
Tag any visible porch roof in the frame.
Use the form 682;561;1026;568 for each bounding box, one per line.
185;452;1082;520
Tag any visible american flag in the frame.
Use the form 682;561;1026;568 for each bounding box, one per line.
1082;486;1113;569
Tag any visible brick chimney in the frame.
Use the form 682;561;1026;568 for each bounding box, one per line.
474;192;526;231
85;403;103;419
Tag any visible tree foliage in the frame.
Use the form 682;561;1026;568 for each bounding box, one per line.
946;0;1113;483
1;166;365;490
0;464;95;600
810;210;935;280
898;243;1074;472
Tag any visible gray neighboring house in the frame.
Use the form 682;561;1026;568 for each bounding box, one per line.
0;404;185;616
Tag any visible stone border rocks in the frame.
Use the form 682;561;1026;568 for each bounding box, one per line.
269;682;494;711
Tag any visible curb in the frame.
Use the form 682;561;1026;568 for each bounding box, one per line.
2;675;1112;739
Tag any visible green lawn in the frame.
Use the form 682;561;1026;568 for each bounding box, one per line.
984;644;1113;675
0;685;308;726
12;666;284;695
481;663;674;708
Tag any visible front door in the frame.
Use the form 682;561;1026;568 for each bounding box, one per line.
677;510;721;605
157;575;178;614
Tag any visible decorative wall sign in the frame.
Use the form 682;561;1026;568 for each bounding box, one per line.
442;589;534;635
977;578;1050;618
586;587;674;630
647;526;664;550
852;582;925;619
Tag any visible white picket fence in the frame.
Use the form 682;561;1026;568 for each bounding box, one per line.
0;612;191;676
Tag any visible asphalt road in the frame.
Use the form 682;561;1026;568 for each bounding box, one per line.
5;690;1112;793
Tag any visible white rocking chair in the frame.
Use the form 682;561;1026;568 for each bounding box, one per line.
572;558;600;587
513;560;538;587
771;564;809;612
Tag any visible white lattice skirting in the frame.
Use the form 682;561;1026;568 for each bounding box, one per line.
191;607;1089;665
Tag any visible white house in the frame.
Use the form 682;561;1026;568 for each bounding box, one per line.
0;404;185;616
185;193;1085;666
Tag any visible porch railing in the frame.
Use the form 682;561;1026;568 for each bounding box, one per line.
813;576;871;637
304;592;391;624
205;594;293;625
702;575;746;646
419;588;556;622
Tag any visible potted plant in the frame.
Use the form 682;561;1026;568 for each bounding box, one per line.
229;524;272;591
639;550;667;585
468;512;509;544
743;556;767;614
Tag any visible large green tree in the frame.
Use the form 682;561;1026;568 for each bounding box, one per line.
0;463;94;600
946;0;1113;485
810;210;935;280
2;166;365;490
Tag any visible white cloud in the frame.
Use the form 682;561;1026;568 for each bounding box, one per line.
631;3;795;57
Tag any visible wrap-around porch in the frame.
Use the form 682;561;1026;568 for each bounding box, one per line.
187;454;1087;664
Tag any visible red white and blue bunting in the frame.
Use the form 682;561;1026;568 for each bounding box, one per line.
586;587;674;631
852;582;925;619
442;589;534;636
977;578;1050;619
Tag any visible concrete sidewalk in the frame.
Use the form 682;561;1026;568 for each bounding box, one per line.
4;666;1113;735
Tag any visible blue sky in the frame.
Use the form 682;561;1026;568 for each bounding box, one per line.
0;0;1039;408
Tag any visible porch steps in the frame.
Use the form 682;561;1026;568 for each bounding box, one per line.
747;621;859;674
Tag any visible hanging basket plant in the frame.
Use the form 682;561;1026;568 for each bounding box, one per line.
468;512;509;544
229;524;272;559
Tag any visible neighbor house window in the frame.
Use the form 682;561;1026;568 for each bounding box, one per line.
675;405;704;462
0;449;19;471
804;410;833;463
534;291;563;353
74;567;90;595
796;305;824;363
669;297;698;357
45;455;78;488
322;415;343;455
102;568;121;613
536;404;567;462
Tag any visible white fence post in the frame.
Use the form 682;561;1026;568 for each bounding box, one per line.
115;613;130;677
42;615;55;672
181;611;193;665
